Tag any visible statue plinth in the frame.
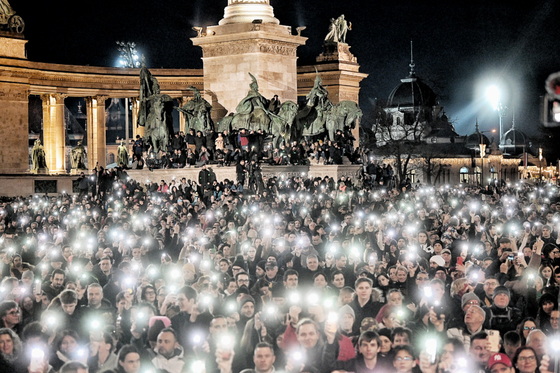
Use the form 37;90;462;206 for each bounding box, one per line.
191;22;306;121
317;43;357;63
0;32;27;59
31;168;49;175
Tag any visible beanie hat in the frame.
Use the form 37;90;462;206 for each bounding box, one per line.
461;292;481;309
339;304;355;319
148;316;171;329
430;255;445;267
147;319;167;342
270;283;286;298
238;294;255;307
231;255;246;270
493;285;510;299
257;260;267;271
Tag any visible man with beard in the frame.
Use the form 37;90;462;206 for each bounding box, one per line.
151;328;185;373
42;268;65;299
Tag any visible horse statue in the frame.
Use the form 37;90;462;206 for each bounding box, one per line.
230;73;273;132
144;94;173;154
137;57;174;154
175;86;213;133
297;70;332;140
326;101;363;141
270;101;298;148
217;113;234;133
231;107;271;132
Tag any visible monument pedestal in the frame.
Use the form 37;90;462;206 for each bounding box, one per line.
298;42;368;147
191;1;306;121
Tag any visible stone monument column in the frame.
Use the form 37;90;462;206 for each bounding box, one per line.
86;96;107;168
41;94;67;173
191;0;306;121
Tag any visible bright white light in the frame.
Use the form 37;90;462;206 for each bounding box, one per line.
486;85;500;109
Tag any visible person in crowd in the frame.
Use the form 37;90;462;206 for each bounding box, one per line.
0;162;557;373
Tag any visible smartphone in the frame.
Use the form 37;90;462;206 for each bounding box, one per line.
34;280;41;295
30;348;44;372
425;338;437;364
457;257;463;266
488;330;500;352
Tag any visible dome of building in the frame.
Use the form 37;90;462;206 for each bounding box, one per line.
465;132;490;150
464;121;491;150
387;74;438;108
501;126;528;156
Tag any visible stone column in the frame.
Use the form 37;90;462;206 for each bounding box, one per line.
131;98;144;139
177;96;188;133
86;96;107;168
0;84;28;173
41;94;67;173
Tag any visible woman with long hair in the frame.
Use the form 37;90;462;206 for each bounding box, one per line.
0;328;25;373
50;329;87;371
539;264;554;287
517;317;537;345
536;292;558;334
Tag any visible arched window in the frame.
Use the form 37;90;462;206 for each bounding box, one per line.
460;167;469;183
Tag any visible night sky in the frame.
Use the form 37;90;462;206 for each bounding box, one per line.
11;0;560;139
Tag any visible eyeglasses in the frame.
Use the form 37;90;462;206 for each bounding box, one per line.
523;326;536;330
395;356;413;361
518;356;536;362
7;309;20;315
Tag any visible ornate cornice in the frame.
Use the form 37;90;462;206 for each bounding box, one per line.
202;39;298;58
0;64;203;96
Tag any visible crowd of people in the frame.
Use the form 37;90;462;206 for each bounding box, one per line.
129;126;361;171
0;169;558;373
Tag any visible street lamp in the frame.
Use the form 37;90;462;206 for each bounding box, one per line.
478;128;496;186
116;41;140;158
485;85;507;147
116;41;140;68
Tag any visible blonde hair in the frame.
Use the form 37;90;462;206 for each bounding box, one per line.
450;278;468;298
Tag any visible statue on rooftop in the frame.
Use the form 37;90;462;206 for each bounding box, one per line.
0;0;23;33
324;14;351;44
71;141;87;170
176;86;214;133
